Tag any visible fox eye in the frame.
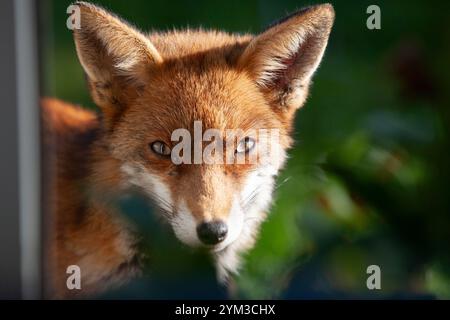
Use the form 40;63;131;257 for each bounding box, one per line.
150;141;171;156
236;137;255;154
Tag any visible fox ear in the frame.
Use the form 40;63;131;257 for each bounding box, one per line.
238;4;334;114
72;2;162;125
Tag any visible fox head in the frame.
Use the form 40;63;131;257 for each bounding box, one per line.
73;2;334;280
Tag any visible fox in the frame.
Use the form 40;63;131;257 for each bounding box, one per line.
41;1;334;298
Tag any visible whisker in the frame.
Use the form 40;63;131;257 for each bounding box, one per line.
241;185;262;210
144;190;175;219
275;176;291;189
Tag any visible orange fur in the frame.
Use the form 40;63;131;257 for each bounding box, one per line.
42;2;334;298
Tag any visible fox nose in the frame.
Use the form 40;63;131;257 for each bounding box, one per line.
196;220;228;245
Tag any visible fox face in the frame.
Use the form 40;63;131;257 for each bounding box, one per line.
73;2;334;280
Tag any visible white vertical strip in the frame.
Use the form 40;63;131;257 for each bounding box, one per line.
14;0;41;299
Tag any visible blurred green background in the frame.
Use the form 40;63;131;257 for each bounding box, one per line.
40;0;450;299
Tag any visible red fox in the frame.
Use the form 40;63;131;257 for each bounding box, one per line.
42;2;334;298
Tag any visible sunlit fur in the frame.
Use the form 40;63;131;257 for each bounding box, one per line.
42;2;334;298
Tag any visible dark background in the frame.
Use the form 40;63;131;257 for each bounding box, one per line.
40;0;450;299
0;0;21;299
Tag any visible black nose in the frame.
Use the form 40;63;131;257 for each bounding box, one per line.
196;221;228;245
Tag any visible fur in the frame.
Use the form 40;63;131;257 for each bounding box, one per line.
42;1;334;298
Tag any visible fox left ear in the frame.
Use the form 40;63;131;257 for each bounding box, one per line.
238;4;334;114
72;2;162;128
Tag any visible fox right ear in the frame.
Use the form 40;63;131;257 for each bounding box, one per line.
238;4;334;117
72;2;162;125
